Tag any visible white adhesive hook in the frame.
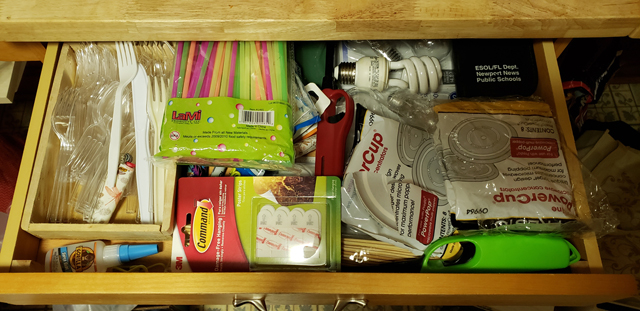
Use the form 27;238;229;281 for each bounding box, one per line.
304;83;331;115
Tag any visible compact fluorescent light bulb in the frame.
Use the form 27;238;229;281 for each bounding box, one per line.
334;56;443;94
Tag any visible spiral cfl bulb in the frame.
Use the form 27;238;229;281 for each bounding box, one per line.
334;56;443;94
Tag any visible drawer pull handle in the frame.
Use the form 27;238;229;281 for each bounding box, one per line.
333;298;367;311
233;298;267;311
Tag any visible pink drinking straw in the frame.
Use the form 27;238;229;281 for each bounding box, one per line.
213;42;227;97
172;42;184;98
261;41;273;100
188;41;209;98
200;42;218;98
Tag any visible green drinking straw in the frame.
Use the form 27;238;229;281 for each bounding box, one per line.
234;42;242;99
279;41;288;101
241;42;251;100
266;41;278;101
272;41;283;101
194;42;214;98
220;41;233;98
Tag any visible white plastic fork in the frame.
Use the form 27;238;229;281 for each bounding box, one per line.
148;75;168;224
106;42;138;188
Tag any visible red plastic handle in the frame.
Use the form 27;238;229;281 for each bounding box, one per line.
315;89;354;177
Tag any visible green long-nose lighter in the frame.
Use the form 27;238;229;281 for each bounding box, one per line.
421;233;580;273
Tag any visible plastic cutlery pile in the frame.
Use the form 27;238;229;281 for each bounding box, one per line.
46;42;174;224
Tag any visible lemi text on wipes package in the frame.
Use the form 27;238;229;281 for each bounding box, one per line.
156;97;294;169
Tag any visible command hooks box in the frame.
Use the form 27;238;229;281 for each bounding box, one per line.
20;43;176;240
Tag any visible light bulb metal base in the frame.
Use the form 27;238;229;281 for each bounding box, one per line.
335;62;357;85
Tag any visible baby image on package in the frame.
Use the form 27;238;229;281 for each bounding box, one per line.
156;97;294;170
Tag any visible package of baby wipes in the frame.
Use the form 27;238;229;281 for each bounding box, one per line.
156;97;294;170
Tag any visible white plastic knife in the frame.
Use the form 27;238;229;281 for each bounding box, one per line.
132;64;154;224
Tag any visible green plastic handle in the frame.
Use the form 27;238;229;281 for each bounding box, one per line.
423;235;473;261
565;239;581;265
422;233;582;273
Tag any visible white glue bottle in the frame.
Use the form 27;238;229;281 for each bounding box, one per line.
45;240;158;272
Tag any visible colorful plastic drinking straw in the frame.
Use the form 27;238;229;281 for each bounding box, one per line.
186;41;203;98
182;41;197;98
176;41;190;98
279;42;288;101
210;42;225;97
219;42;233;97
213;42;228;97
190;42;212;98
174;40;288;101
250;43;266;101
227;41;238;97
172;42;184;98
267;41;279;101
199;42;217;98
233;42;243;99
240;42;251;100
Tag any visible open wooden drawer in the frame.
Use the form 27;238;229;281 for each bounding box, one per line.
0;40;636;307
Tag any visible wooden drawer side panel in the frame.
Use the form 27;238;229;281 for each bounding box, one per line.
533;41;604;274
0;43;61;272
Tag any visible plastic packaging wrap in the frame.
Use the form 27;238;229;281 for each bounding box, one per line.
413;40;452;60
335;40;456;100
431;99;619;237
294;133;317;158
434;101;576;230
341;171;454;257
156;41;295;171
366;40;412;62
340;101;453;258
346;87;439;134
290;63;321;139
580;158;619;237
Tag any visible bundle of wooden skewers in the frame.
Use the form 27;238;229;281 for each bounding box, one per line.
341;237;421;266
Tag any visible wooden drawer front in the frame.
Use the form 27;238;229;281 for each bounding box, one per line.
0;273;635;306
0;40;635;306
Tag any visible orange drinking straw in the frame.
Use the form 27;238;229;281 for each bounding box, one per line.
213;42;227;97
182;41;197;98
255;42;268;94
